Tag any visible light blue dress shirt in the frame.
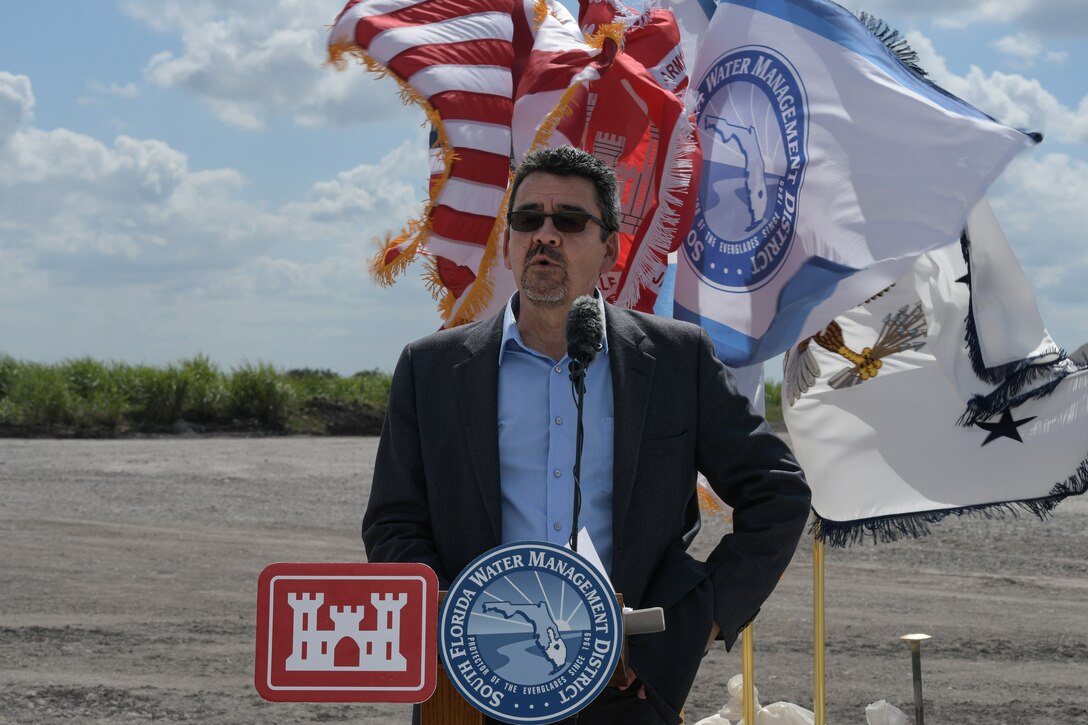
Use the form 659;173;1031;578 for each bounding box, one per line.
497;292;615;574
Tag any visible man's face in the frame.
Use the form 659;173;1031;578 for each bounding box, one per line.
503;172;618;309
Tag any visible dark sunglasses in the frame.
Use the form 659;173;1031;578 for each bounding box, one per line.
507;209;611;234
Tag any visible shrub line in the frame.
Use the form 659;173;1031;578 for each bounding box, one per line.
0;355;390;437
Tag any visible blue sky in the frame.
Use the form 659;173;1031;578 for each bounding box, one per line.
1;1;1085;376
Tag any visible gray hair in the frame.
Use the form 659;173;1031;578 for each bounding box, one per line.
508;146;620;239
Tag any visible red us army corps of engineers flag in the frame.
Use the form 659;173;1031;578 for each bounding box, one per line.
783;201;1088;545
672;0;1040;368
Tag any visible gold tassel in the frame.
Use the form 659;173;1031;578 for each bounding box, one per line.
329;40;513;326
697;484;724;513
585;22;627;49
423;257;447;304
443;177;514;326
526;83;582;155
327;43;459;289
532;0;550;27
697;484;733;523
369;228;418;287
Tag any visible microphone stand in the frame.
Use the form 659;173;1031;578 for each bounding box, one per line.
568;357;588;553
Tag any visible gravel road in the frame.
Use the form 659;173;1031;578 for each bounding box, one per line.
1;438;1085;723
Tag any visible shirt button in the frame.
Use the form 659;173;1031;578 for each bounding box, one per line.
555;365;562;373
553;522;562;531
554;417;562;425
553;469;561;478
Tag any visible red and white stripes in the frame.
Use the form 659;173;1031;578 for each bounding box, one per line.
329;0;700;323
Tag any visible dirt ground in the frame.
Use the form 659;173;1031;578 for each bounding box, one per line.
1;437;1085;724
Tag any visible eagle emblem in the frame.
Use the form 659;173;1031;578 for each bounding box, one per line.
785;300;928;405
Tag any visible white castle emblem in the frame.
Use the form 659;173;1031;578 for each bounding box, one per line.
285;591;408;672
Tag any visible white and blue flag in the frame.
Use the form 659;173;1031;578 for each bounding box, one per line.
673;0;1040;367
783;201;1088;546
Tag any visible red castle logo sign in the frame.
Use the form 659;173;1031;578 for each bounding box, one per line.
255;562;438;703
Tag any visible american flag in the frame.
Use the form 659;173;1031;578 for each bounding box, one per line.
329;0;700;322
329;0;617;324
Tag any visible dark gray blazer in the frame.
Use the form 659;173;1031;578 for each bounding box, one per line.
364;303;811;724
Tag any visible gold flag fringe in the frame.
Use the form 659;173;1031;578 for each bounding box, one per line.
526;31;623;155
585;22;627;49
532;0;550;27
328;44;458;298
581;0;647;38
330;26;629;326
431;16;619;326
424;177;510;327
527;82;583;155
614;113;698;309
697;482;733;520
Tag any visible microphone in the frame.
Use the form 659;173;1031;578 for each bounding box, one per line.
564;295;602;553
566;295;604;378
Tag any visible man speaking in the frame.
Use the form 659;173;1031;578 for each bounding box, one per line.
364;146;811;724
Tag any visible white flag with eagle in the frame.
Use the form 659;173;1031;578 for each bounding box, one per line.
783;201;1088;545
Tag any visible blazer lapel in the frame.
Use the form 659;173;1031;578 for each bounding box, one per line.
454;316;505;545
606;306;656;545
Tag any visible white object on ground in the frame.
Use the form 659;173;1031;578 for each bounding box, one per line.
864;699;908;725
693;674;813;724
693;674;908;724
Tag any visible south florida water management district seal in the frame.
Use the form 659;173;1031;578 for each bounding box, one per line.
438;541;622;724
688;45;810;293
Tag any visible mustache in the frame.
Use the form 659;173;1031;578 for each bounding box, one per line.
528;245;565;266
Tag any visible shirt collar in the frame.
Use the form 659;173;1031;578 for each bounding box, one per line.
498;291;609;366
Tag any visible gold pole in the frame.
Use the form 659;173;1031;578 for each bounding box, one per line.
741;623;756;725
813;536;826;725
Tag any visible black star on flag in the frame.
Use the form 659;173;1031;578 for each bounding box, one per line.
976;408;1036;446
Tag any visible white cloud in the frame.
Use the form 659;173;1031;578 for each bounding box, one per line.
0;72;34;149
992;153;1088;252
824;21;1086;347
89;80;140;98
285;141;427;225
906;31;1088;143
121;0;414;130
991;34;1070;68
989;152;1088;348
0;71;443;372
993;33;1042;63
883;31;1088;347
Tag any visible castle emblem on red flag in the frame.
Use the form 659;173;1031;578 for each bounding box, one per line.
255;562;438;702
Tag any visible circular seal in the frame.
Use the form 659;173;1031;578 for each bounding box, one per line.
438;542;622;724
686;45;809;292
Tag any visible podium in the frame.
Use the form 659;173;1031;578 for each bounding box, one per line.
421;592;635;725
422;662;632;724
254;562;661;722
421;658;485;725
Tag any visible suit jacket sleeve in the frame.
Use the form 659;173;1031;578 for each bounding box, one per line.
363;343;449;586
695;328;811;649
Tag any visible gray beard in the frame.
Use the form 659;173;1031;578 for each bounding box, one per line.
520;269;568;308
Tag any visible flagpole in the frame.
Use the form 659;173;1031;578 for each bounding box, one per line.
741;623;756;724
813;536;826;725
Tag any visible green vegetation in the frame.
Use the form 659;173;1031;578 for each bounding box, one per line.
0;353;783;433
0;355;391;434
764;380;783;425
